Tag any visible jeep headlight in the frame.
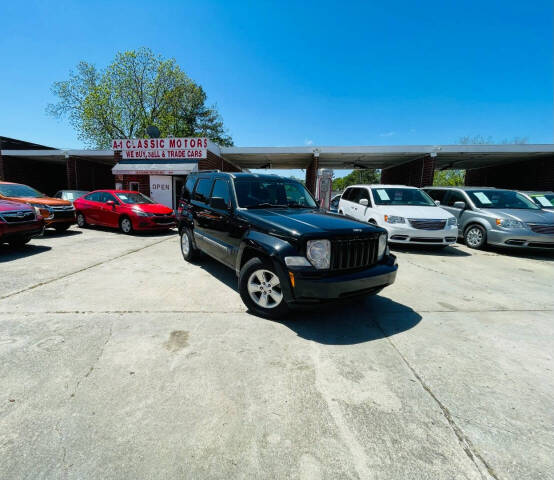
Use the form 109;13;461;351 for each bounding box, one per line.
496;218;525;229
306;239;331;269
447;217;457;226
384;215;405;224
377;233;388;261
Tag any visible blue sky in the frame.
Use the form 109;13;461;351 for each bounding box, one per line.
1;0;552;178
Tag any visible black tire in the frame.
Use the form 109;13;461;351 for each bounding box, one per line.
76;212;87;228
119;216;133;234
239;257;290;319
368;219;377;225
180;228;199;261
339;210;344;215
55;224;70;233
464;224;487;250
9;237;30;248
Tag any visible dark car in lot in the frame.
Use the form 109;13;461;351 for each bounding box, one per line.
177;172;397;318
0;199;44;247
74;190;176;234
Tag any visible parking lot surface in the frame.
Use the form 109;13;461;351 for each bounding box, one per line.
1;227;553;479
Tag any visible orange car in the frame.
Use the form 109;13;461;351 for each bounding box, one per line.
0;181;76;232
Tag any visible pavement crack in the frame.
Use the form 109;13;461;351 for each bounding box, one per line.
70;323;113;399
309;342;371;480
372;318;501;480
0;237;173;301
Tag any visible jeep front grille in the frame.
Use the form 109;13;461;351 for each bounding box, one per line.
330;237;378;271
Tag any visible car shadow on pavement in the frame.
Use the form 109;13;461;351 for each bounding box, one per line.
485;245;554;261
197;256;421;345
390;244;471;257
279;296;421;345
0;244;52;262
77;226;177;237
43;229;82;238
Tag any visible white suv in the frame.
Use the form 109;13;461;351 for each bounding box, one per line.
338;184;458;246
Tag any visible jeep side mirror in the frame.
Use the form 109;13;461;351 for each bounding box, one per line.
434;200;441;206
453;201;466;209
210;197;229;210
359;198;369;206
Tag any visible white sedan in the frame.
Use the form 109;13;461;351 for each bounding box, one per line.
338;184;458;246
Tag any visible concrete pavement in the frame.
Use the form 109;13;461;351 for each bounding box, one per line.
1;227;553;479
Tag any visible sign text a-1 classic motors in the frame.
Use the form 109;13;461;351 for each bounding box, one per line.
112;137;208;160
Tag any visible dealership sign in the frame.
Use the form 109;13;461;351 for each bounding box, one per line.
112;137;208;160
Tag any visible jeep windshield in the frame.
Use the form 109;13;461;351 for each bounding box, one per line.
371;187;435;206
0;184;46;198
467;190;540;209
235;178;317;209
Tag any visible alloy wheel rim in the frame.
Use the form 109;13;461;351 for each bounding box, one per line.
77;214;85;226
181;233;190;256
467;227;483;247
122;219;131;232
247;269;283;309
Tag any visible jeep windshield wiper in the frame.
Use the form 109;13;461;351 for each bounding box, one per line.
244;203;288;209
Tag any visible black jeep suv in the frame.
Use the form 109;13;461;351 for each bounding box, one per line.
177;172;398;318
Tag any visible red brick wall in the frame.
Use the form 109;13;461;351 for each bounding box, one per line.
200;151;241;172
465;156;554;190
380;156;435;187
117;175;150;195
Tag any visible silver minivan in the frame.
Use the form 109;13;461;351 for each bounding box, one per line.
424;187;554;249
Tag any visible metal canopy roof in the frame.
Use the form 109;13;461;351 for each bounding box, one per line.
218;144;554;170
2;144;553;170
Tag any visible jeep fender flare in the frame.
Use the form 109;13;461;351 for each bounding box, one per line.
236;230;298;301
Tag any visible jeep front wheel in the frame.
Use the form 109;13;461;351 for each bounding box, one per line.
239;257;289;319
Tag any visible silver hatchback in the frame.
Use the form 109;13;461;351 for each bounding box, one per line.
424;187;554;250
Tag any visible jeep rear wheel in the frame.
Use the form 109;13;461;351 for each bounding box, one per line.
239;257;289;319
180;228;198;261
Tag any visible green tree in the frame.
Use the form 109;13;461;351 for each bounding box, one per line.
332;169;380;191
433;169;466;186
47;48;233;148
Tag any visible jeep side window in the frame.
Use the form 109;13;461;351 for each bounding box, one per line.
342;188;352;201
193;178;213;203
183;176;196;200
210;179;230;206
348;188;361;203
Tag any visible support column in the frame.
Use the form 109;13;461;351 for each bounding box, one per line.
305;152;319;195
66;156;77;189
380;155;435;187
465;156;554;190
0;150;5;181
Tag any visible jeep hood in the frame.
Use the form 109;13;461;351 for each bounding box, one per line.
238;208;383;238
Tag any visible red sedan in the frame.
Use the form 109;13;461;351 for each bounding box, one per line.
73;190;176;234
